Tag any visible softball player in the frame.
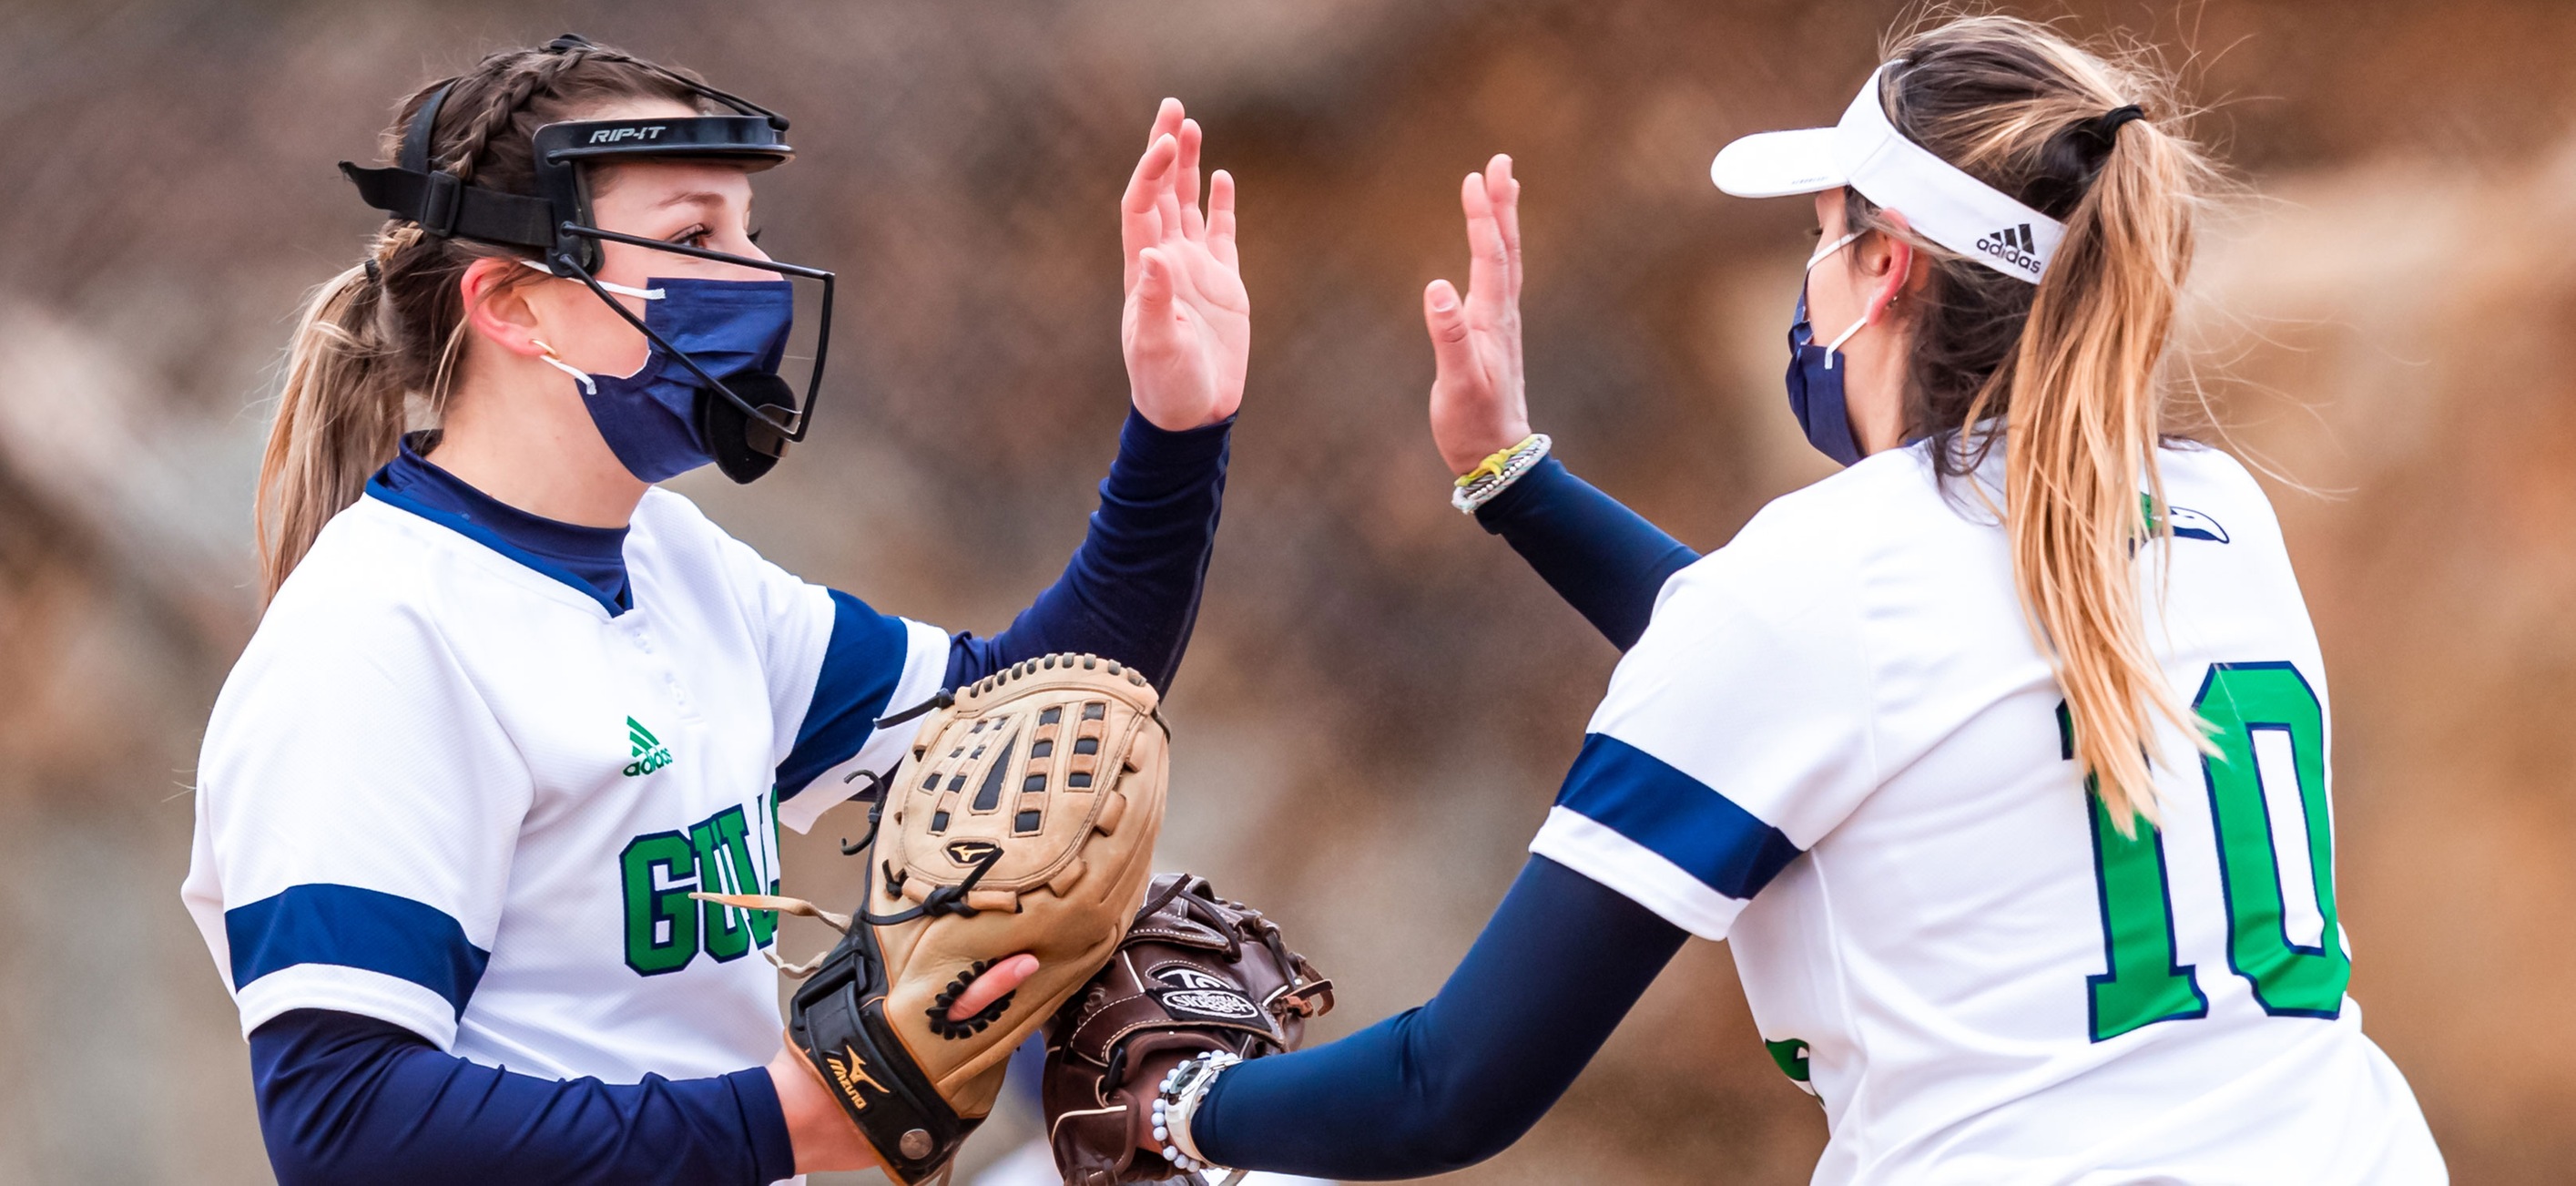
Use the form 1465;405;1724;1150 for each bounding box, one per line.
181;36;1247;1183
1147;16;2447;1183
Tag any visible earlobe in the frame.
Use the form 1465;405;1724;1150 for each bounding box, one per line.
1872;238;1916;322
1871;210;1922;322
460;257;550;358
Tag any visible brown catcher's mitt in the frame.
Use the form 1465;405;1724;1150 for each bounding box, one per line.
1043;874;1334;1185
705;653;1168;1185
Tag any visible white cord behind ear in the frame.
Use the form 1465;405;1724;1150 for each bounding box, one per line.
530;339;599;396
518;257;666;301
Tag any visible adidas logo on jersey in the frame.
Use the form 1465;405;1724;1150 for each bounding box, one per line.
623;716;674;777
1976;221;2044;277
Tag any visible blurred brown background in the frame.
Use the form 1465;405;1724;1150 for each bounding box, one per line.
2;0;2571;1181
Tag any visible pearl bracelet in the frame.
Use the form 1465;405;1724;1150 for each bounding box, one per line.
1451;433;1552;515
1151;1050;1242;1181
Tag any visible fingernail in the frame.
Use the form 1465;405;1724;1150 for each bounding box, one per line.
1430;285;1457;312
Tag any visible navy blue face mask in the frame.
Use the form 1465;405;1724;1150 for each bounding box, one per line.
1784;229;1870;467
538;275;797;484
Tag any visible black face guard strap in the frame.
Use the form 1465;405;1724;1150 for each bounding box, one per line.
337;33;834;466
341;76;558;245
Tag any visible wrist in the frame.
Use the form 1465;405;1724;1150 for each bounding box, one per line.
1131;393;1235;434
1108;406;1234;498
767;1042;876;1174
1440;420;1534;477
1149;1050;1242;1175
1471;452;1569;534
1451;433;1552;516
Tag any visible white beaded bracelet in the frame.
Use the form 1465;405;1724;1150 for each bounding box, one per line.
1451;433;1553;515
1151;1050;1243;1182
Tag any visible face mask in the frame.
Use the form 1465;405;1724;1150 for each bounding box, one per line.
1784;230;1869;467
536;272;799;484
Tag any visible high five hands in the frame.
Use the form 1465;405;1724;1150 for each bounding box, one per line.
1423;154;1534;476
1122;99;1250;431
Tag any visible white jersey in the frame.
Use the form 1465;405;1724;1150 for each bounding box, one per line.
1531;442;2443;1184
182;487;947;1081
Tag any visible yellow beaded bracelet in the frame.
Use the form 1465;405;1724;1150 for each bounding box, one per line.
1456;435;1543;488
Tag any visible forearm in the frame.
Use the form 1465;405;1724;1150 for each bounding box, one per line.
249;1010;796;1186
1473;455;1699;651
1191;856;1687;1179
948;409;1233;693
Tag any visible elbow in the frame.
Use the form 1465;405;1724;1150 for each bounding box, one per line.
259;1127;361;1186
1396;1106;1537;1175
1377;1068;1546;1175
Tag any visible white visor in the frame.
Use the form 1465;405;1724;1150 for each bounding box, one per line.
1710;64;2063;283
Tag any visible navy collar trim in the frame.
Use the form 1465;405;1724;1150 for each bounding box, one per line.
362;472;633;618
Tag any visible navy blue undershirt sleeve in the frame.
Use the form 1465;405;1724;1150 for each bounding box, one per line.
946;409;1231;693
1193;855;1687;1179
1471;455;1698;651
248;1009;795;1186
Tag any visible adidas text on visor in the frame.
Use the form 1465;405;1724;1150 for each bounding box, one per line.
1711;63;2062;283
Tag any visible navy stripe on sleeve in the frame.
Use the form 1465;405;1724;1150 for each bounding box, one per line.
226;884;493;1017
775;589;913;801
1556;733;1803;900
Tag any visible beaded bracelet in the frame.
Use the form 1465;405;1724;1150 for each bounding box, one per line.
1151;1050;1243;1181
1451;433;1552;516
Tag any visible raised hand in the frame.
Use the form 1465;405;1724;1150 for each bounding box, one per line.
1422;154;1532;475
1121;98;1250;431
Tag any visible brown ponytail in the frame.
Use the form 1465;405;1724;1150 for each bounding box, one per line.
254;39;706;603
1840;15;2225;828
258;250;407;601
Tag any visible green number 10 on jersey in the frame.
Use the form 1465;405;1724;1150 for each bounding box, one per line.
2064;662;2351;1042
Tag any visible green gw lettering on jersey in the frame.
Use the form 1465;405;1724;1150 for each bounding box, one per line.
2062;665;2350;1042
1763;1038;1817;1097
618;803;779;976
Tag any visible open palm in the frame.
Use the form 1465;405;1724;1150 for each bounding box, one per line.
1120;99;1249;431
1422;154;1532;475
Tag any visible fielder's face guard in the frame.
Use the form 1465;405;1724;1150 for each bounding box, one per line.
341;34;833;465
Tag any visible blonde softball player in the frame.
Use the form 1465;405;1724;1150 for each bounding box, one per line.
181;35;1247;1183
1126;15;2445;1184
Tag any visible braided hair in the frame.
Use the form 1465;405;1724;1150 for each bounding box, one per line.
257;37;708;603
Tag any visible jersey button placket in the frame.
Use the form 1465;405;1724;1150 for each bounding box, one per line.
622;616;701;724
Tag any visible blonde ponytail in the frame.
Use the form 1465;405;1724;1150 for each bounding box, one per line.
1848;15;2225;829
2005;108;2208;828
257;251;407;603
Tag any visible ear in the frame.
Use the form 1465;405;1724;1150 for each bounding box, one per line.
1864;210;1919;323
459;257;549;358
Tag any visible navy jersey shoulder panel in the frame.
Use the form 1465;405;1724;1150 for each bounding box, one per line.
774;588;913;800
